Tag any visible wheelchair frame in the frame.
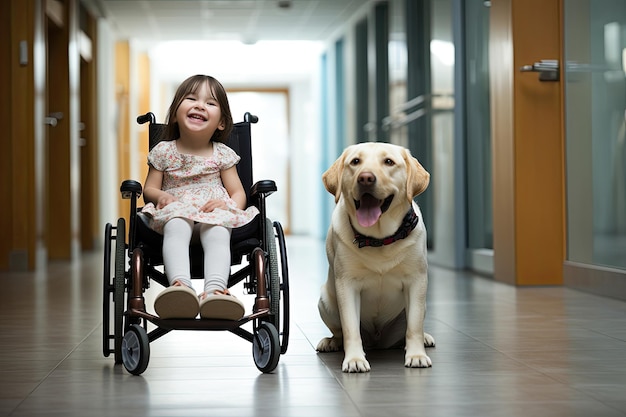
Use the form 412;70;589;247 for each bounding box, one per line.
102;112;290;375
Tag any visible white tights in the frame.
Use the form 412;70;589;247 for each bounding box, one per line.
162;217;231;294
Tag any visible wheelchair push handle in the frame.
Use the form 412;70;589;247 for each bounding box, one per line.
137;112;156;125
244;112;258;124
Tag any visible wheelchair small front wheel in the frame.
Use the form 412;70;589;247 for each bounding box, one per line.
122;324;150;375
252;322;280;374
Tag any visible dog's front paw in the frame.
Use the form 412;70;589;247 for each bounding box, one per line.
342;356;371;373
405;353;432;368
316;337;342;352
424;332;436;347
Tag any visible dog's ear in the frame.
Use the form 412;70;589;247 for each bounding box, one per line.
322;152;345;202
404;148;430;199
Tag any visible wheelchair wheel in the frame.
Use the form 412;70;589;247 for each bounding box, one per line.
113;217;127;364
266;219;290;354
102;222;113;357
264;219;280;329
102;218;127;363
252;322;280;373
122;324;150;376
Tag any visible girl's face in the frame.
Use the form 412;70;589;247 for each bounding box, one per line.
173;81;225;141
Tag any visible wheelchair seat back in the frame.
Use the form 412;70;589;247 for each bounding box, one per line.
147;120;255;206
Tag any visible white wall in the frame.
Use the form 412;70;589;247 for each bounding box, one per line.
288;78;323;237
96;19;119;231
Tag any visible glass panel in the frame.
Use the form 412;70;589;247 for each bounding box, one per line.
388;0;409;147
428;0;456;264
405;0;434;248
335;39;346;154
386;0;436;249
355;18;369;141
465;1;493;251
564;0;626;269
374;2;390;142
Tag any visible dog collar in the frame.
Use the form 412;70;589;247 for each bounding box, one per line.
352;207;419;248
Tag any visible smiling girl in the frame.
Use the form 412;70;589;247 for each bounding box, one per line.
142;75;259;320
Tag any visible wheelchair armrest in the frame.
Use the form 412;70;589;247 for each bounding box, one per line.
251;180;277;198
120;180;143;199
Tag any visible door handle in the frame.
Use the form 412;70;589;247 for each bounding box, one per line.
520;59;559;81
45;112;63;127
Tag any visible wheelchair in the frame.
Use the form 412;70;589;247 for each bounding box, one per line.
102;112;290;375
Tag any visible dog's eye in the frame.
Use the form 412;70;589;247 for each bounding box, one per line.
350;158;360;166
384;158;395;166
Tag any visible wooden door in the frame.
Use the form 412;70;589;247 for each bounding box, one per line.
490;0;565;285
46;0;72;260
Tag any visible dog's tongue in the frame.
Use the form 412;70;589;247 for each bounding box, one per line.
356;194;382;227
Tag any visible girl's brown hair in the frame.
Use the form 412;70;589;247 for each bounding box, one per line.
164;75;234;143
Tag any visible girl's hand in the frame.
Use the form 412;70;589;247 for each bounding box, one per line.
200;199;228;213
156;194;178;209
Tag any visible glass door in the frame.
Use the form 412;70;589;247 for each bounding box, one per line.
397;0;467;269
564;0;626;270
427;0;457;267
464;0;493;274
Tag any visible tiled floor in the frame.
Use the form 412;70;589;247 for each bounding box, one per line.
1;236;626;417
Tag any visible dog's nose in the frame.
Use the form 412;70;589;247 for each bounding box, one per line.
358;172;376;186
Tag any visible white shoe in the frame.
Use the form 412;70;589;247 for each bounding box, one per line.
154;285;199;319
199;289;245;320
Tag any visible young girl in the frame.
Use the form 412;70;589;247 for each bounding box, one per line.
142;74;259;320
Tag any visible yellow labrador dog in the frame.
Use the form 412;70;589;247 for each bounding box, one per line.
317;142;435;372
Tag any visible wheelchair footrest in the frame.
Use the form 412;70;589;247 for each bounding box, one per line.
129;308;271;331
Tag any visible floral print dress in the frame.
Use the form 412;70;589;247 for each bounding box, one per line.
141;140;259;234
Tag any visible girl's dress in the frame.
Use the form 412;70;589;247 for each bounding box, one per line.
141;140;259;234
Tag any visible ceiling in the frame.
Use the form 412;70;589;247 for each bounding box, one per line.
89;0;371;43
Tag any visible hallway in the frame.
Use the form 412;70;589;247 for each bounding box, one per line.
1;236;626;417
